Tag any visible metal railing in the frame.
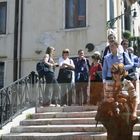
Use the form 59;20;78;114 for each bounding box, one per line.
0;71;91;128
0;70;139;129
0;71;41;128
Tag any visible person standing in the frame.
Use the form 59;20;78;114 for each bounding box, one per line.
101;63;138;140
58;49;75;106
74;49;90;105
121;39;135;73
102;40;133;83
121;39;129;53
102;34;123;65
43;46;60;106
127;47;140;71
89;52;103;105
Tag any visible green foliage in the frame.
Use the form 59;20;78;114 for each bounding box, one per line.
26;114;33;119
129;36;140;41
122;30;140;56
122;30;131;39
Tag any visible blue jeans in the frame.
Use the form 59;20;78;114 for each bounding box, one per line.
43;71;60;105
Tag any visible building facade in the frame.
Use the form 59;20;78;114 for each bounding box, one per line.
0;0;107;87
0;0;139;87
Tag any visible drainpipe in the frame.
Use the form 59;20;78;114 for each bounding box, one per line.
13;0;23;81
18;0;23;79
13;0;19;81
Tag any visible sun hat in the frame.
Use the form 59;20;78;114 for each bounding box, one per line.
93;51;101;56
91;51;101;60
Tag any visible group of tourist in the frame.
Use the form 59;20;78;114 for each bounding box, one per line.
38;34;140;107
38;47;92;107
98;34;139;140
36;33;140;140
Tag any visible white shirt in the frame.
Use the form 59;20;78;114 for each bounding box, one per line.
118;45;124;53
59;57;75;84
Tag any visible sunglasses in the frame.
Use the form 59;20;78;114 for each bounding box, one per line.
111;71;119;75
63;51;69;53
122;43;129;45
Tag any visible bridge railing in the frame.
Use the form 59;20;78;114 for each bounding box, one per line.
0;71;42;128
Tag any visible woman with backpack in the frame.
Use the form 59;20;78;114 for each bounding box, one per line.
42;46;60;107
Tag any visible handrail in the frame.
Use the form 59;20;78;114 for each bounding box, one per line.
0;70;107;128
0;71;41;128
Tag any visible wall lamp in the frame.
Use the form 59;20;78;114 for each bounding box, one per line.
106;8;137;29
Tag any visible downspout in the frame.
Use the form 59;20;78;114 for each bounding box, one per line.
13;0;19;81
18;0;23;79
124;2;131;31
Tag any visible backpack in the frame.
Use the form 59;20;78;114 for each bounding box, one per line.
123;52;137;81
102;46;110;65
36;60;49;78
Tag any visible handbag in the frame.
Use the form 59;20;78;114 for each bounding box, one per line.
95;71;102;82
57;68;72;83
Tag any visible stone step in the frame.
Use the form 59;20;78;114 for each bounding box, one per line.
32;110;140;119
10;124;140;133
10;124;105;133
20;117;140;126
32;111;96;119
2;132;140;140
36;105;98;113
20;117;97;125
2;105;140;140
36;105;140;114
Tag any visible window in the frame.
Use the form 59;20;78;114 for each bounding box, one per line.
65;0;86;29
0;62;4;89
0;2;7;34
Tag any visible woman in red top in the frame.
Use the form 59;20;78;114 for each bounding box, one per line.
89;52;103;105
